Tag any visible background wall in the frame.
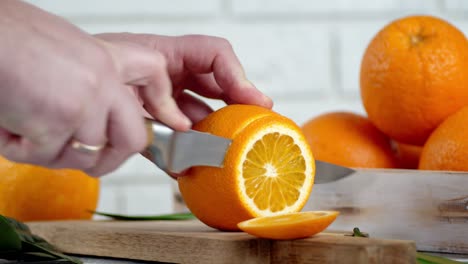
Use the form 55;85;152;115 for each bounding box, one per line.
25;0;468;216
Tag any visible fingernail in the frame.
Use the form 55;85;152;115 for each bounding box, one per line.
263;94;274;108
248;81;273;108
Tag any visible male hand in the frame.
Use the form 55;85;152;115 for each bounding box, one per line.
0;1;183;176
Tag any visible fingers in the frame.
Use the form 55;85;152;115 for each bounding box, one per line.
105;40;191;131
50;104;108;171
84;86;147;177
139;62;191;131
180;73;223;99
175;35;273;108
176;92;214;124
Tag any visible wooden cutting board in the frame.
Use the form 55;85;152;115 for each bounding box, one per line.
28;219;415;264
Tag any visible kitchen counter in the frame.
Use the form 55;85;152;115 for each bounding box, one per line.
1;252;467;263
78;256;153;264
75;253;468;264
78;256;159;264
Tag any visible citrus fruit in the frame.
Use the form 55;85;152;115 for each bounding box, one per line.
301;111;397;168
360;15;468;145
238;211;339;240
0;156;99;221
419;106;468;171
178;104;315;231
393;141;422;169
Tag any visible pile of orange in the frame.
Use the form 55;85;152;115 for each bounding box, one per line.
302;15;468;171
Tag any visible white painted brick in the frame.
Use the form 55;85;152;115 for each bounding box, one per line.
338;21;389;96
93;185;124;219
232;0;438;15
444;0;468;12
25;0;221;17
453;21;468;36
228;24;332;97
101;155;169;184
122;184;174;215
80;22;332;97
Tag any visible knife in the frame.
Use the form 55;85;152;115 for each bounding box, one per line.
141;119;356;182
141;119;232;174
314;160;356;184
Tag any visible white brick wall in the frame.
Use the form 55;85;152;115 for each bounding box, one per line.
28;0;221;17
22;0;468;216
231;0;439;15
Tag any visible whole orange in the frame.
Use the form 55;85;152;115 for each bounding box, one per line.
419;106;468;171
0;156;99;221
360;15;468;145
393;141;422;169
301;111;397;168
178;105;315;231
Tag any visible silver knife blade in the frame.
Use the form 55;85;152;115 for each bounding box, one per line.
142;120;232;174
314;160;356;184
141;119;356;181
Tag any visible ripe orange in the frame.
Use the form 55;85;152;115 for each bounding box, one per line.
301;111;397;168
178;104;315;231
238;211;339;240
360;15;468;145
419;106;468;171
0;156;99;221
393;141;422;169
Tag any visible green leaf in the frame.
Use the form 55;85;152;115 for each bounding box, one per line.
416;252;463;264
0;215;82;263
22;241;82;264
0;215;22;252
352;227;369;237
91;210;195;220
24;251;59;259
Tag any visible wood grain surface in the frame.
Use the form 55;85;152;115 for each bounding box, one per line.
27;219;415;264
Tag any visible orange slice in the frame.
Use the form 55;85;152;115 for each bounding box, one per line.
237;211;339;240
178;105;315;230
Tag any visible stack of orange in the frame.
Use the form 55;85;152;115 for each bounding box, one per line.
301;15;468;171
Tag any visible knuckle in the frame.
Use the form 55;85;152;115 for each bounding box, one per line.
56;98;86;127
115;121;148;154
131;133;148;153
152;51;167;68
79;67;101;90
180;34;234;52
212;36;234;52
122;129;148;153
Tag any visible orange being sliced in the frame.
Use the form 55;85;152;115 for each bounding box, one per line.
238;211;339;240
178;104;315;231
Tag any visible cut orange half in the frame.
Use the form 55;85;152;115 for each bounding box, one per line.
238;211;339;240
178;105;315;230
